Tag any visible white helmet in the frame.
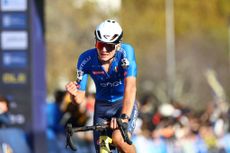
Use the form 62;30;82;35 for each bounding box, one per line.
95;19;123;44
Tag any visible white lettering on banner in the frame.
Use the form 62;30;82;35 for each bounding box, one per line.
9;114;25;124
1;31;28;50
100;80;122;87
3;52;27;67
2;13;27;29
1;0;27;11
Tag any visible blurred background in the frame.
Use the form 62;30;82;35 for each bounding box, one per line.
0;0;230;153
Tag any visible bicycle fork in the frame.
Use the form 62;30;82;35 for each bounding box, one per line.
99;129;113;153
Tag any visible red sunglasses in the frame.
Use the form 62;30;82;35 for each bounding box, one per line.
96;41;116;52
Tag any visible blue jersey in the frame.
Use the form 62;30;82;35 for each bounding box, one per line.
76;43;137;102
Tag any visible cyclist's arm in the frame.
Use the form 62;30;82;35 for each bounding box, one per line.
66;51;91;104
120;44;137;120
65;81;86;104
71;90;85;105
121;76;136;121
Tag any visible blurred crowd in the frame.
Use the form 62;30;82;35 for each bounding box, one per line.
133;93;230;153
46;89;230;153
46;89;96;153
0;96;31;153
1;89;229;153
0;96;11;128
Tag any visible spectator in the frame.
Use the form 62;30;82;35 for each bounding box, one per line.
0;96;11;128
0;95;31;153
139;93;157;131
46;90;66;153
47;90;66;134
61;93;89;128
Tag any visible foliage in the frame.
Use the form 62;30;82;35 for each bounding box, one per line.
46;0;230;108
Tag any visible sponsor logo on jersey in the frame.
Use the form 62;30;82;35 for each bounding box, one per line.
92;71;104;75
76;69;83;83
100;80;122;87
121;58;129;68
79;56;91;69
114;66;118;72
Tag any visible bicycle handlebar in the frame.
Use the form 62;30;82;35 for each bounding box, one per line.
66;123;110;151
65;119;133;151
73;124;109;132
66;124;77;151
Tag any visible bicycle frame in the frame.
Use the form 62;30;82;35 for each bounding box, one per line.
99;135;112;153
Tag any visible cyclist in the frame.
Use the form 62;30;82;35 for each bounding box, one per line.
65;19;138;153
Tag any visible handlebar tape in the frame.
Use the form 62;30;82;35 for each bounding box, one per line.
117;118;133;145
66;124;77;151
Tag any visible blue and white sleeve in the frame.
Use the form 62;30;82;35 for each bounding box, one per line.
122;44;137;78
76;54;88;91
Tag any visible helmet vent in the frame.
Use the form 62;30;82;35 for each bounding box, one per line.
96;30;102;39
111;34;118;41
106;19;115;23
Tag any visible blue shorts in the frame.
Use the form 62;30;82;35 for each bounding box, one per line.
93;99;138;152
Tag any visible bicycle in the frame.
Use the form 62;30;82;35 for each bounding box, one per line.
66;118;132;153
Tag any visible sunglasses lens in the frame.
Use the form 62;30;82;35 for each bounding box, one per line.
96;42;115;51
96;42;103;50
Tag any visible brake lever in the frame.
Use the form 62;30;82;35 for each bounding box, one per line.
66;124;77;151
116;118;132;145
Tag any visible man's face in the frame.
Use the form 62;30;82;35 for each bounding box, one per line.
0;101;8;114
96;41;117;62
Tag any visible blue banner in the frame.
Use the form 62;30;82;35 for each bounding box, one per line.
1;13;27;29
2;51;27;68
